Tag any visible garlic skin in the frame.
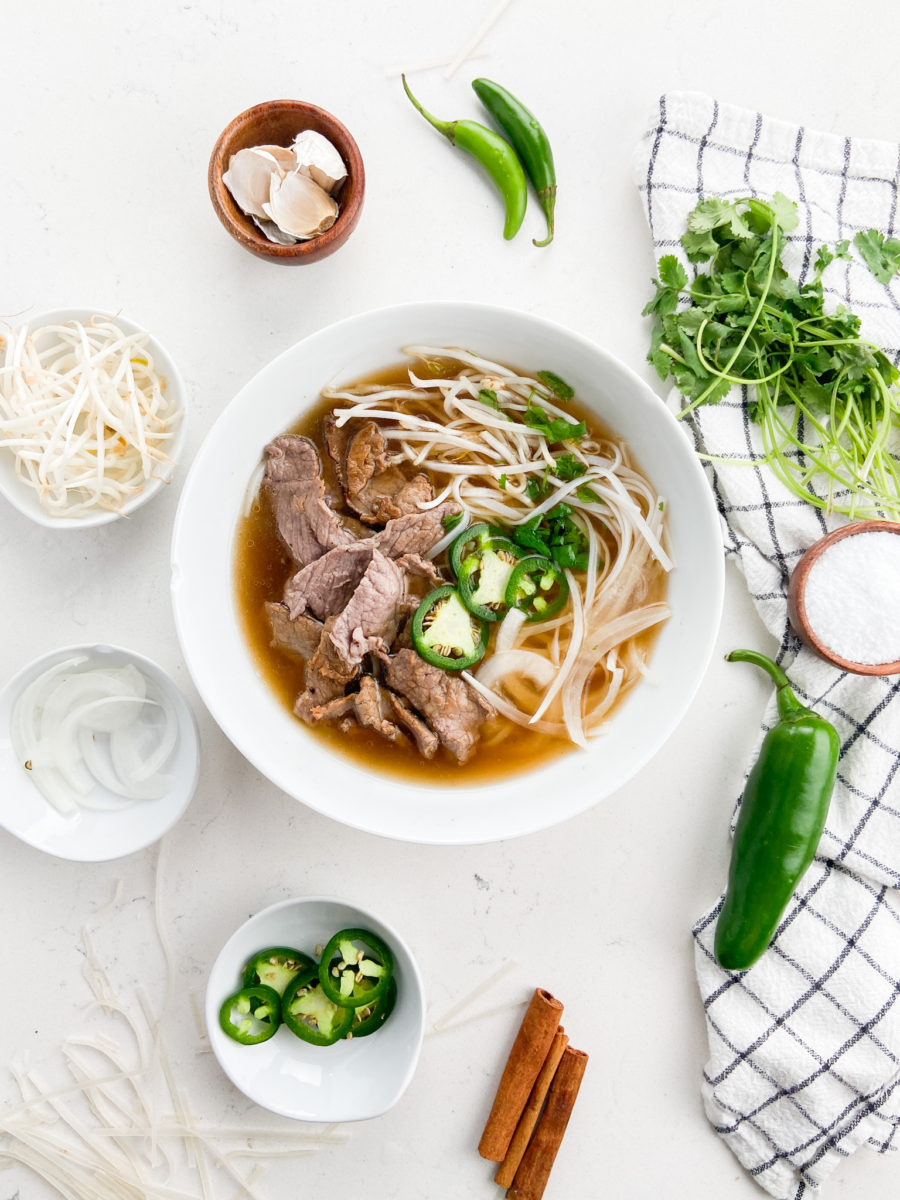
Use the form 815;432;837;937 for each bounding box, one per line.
251;215;298;246
222;148;287;220
263;172;338;240
291;129;348;195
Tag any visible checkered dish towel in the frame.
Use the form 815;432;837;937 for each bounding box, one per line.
634;92;900;1198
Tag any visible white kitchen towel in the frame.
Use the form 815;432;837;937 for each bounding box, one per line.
634;92;900;1198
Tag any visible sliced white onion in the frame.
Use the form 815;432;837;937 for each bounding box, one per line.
424;508;470;561
476;650;557;691
495;607;526;654
10;661;178;813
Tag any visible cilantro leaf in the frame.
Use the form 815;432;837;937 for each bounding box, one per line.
536;371;575;401
478;388;499;409
657;255;688;291
854;229;900;284
553;453;587;481
641;190;900;519
521;405;586;442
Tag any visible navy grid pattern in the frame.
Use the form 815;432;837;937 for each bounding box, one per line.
634;92;900;1198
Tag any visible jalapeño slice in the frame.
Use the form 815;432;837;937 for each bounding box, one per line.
219;984;281;1045
457;536;520;622
505;555;569;621
242;946;317;996
282;976;354;1046
318;928;394;1009
449;522;510;578
412;586;488;671
352;976;398;1038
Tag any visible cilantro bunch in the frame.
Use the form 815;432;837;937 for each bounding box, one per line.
643;192;900;518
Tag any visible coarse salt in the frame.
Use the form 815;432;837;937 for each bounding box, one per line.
803;531;900;665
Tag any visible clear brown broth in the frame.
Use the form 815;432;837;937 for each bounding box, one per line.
233;361;665;784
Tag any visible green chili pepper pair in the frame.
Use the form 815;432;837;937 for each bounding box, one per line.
714;650;840;973
402;76;557;246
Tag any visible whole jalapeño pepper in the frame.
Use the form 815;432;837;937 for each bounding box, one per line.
714;650;840;972
472;78;557;247
402;76;527;240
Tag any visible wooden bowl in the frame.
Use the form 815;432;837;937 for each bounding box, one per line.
787;520;900;675
208;100;365;264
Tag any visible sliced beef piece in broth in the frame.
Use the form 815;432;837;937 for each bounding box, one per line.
294;616;359;721
371;501;461;559
328;420;436;525
380;649;495;764
388;692;439;759
262;435;353;568
328;550;405;670
323;415;350;490
265;602;323;659
295;676;407;747
284;541;378;621
352;676;407;745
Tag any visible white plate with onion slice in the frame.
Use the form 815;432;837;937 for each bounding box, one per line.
0;644;200;860
0;307;187;529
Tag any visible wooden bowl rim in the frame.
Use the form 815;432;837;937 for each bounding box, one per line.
208;99;365;262
787;520;900;675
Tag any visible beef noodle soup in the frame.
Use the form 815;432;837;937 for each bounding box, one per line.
234;348;671;784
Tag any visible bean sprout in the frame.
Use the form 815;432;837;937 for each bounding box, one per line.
0;317;182;517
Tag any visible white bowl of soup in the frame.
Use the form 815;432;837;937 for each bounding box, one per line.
171;302;723;844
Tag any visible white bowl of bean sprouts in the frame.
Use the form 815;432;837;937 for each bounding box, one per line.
172;302;724;844
0;308;187;529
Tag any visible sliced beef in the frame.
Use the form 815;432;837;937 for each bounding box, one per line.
371;501;461;559
323;416;350;489
262;435;353;568
380;649;495;763
294;616;358;721
325;418;436;525
265;602;323;659
297;693;355;724
345;421;391;496
284;540;378;621
352;676;406;744
394;553;441;585
389;692;438;759
328;550;405;668
353;470;434;525
296;675;406;747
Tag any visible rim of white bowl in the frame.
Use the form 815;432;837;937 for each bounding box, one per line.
171;300;725;844
205;895;426;1121
0;307;188;530
0;642;200;861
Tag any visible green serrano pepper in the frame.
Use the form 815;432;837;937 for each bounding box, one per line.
714;649;840;973
402;75;527;241
472;78;557;247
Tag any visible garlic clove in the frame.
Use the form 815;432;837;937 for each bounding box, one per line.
255;144;297;172
291;129;348;195
263;172;338;240
251;215;298;245
222;147;286;220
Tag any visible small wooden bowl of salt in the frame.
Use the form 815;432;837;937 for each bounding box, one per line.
788;521;900;674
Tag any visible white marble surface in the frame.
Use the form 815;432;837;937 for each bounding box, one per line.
2;1;900;1196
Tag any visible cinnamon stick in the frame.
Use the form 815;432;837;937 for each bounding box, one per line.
494;1028;568;1187
506;1046;589;1200
478;988;564;1162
